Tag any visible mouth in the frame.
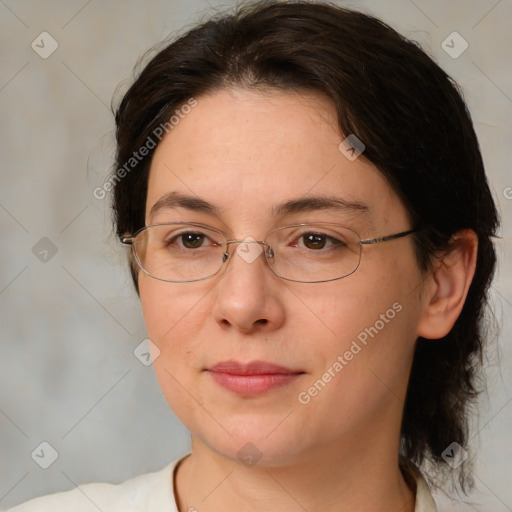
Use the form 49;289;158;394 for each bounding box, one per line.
205;360;305;396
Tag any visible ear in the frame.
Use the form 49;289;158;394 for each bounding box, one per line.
417;229;478;339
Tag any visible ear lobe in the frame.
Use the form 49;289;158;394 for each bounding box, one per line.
417;229;478;340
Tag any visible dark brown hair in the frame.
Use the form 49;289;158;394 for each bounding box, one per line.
111;0;499;491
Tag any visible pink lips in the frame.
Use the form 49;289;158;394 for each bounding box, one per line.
206;360;304;396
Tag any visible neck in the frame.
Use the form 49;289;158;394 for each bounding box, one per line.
174;439;415;512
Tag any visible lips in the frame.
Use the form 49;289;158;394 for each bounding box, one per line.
207;360;302;375
205;360;304;396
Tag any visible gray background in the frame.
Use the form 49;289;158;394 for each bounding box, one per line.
0;0;510;510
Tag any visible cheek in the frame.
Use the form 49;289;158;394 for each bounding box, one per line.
138;278;200;382
139;278;204;420
298;271;420;380
298;279;396;341
293;289;417;434
139;276;204;341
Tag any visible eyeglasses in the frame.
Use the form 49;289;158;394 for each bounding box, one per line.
120;222;417;283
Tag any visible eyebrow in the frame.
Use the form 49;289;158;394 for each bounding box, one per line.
271;195;370;217
149;191;370;220
149;191;222;219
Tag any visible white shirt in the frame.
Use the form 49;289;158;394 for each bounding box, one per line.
4;454;437;511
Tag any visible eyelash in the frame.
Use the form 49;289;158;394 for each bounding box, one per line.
291;233;345;249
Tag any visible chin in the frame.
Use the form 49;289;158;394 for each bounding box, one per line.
188;411;314;468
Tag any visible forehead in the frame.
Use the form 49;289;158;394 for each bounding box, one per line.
146;88;409;231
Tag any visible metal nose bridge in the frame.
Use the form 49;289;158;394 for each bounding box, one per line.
223;238;274;262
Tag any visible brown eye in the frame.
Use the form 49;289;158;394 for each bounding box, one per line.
302;233;327;250
181;233;206;248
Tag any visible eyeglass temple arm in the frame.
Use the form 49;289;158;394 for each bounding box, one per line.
360;228;418;245
119;230;417;246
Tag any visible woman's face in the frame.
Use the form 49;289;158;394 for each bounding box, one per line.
139;88;427;466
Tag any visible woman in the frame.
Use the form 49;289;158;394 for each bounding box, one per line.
7;1;498;511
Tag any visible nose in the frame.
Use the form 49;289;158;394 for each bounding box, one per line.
212;240;285;334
